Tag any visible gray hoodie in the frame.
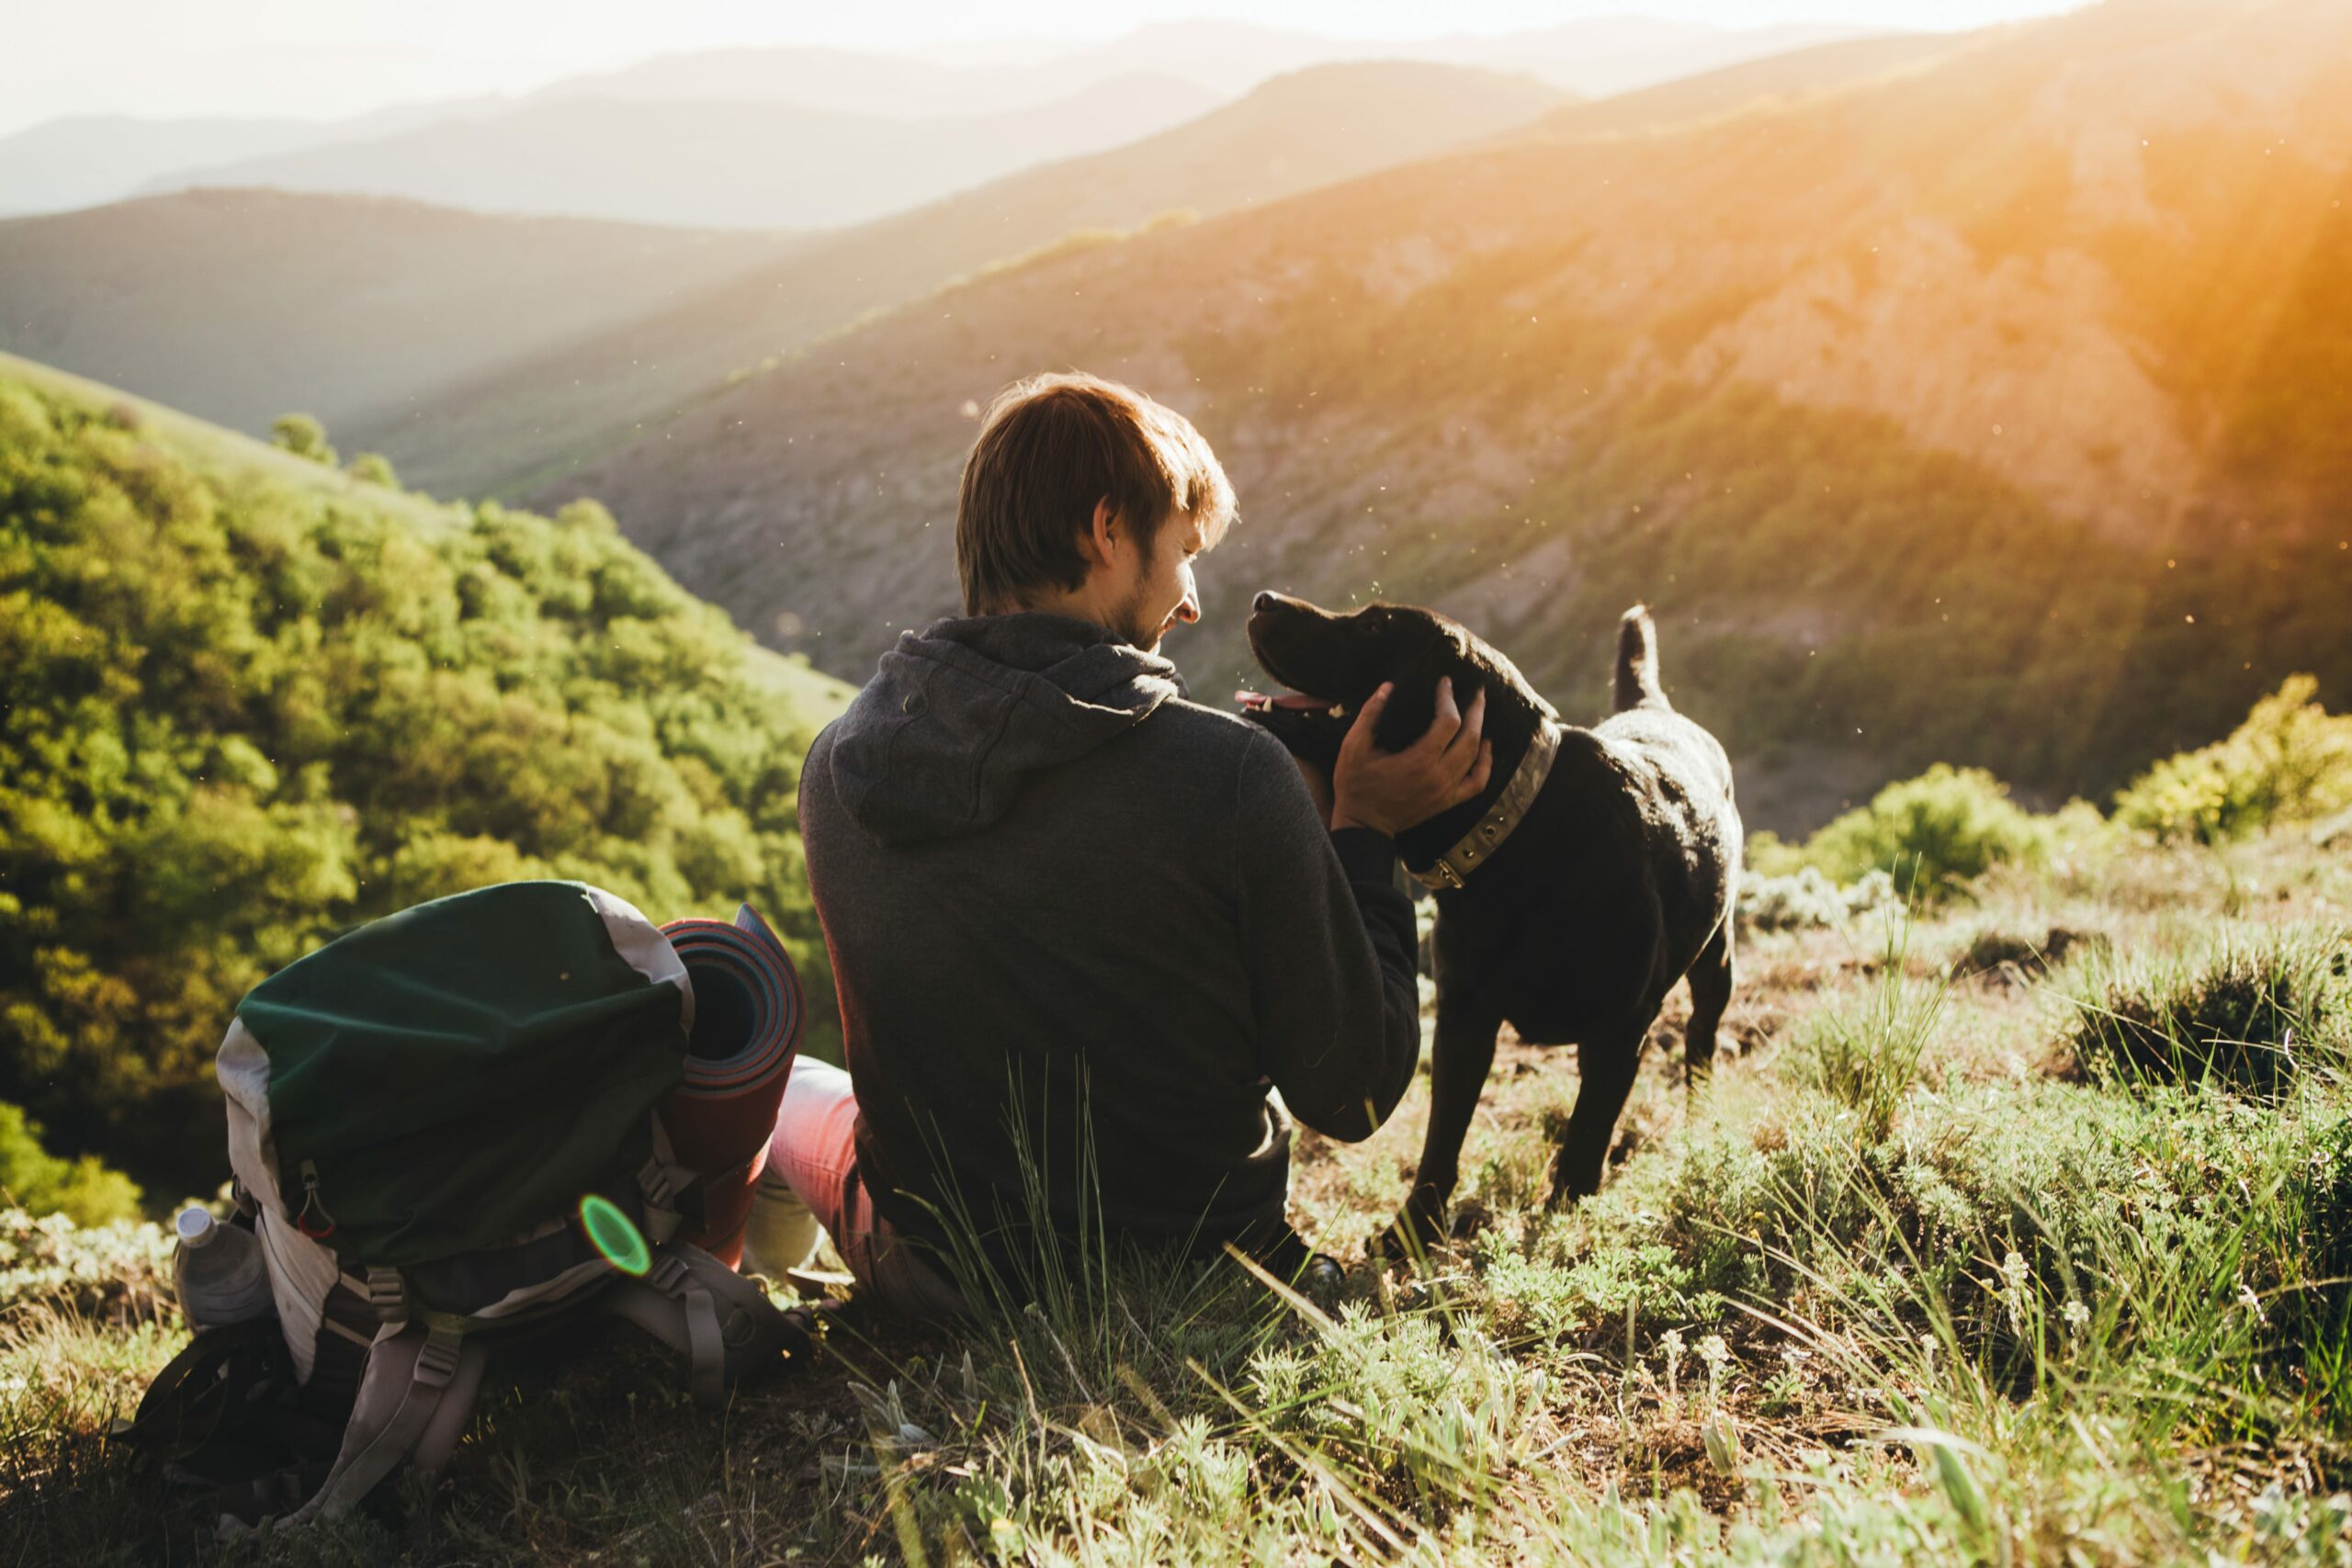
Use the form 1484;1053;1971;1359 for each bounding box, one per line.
800;612;1419;1280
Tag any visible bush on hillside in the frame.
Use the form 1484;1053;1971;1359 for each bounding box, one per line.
346;451;398;489
0;1104;141;1225
1801;764;2051;899
267;411;335;467
0;378;835;1191
1739;866;1898;931
2069;927;2350;1095
2110;674;2352;844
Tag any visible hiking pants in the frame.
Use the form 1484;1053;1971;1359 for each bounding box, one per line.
757;1058;965;1321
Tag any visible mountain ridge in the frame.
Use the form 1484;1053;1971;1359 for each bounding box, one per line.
351;61;1573;497
527;0;2352;831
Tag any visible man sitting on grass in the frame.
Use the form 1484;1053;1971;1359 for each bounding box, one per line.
752;371;1489;1315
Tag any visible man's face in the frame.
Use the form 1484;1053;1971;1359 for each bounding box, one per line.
1106;512;1205;653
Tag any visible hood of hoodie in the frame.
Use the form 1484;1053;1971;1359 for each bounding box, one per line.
827;612;1183;846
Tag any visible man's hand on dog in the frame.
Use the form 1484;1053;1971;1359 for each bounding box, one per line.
1298;677;1492;837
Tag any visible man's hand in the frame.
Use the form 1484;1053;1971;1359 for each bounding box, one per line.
1328;678;1493;837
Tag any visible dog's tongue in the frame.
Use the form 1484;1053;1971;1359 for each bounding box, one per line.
1235;689;1333;713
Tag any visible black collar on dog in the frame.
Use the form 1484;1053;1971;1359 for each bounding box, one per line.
1409;719;1563;891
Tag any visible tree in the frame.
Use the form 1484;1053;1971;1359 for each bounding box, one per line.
269;412;336;466
347;451;398;488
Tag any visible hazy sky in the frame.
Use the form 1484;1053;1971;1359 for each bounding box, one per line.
6;0;2089;138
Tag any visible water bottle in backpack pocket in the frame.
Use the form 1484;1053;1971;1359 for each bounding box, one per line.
173;1206;275;1329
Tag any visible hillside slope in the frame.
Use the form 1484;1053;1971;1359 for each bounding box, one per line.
0;190;797;448
142;74;1224;231
358;62;1569;497
0;351;850;1193
536;0;2352;830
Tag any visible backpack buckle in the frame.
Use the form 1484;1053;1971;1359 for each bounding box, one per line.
644;1252;691;1295
365;1268;409;1323
413;1326;462;1389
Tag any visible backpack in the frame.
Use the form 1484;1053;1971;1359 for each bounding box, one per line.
128;881;809;1530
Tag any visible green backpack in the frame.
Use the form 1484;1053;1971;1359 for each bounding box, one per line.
189;880;802;1529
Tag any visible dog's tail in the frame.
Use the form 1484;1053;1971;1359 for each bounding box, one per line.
1612;605;1670;714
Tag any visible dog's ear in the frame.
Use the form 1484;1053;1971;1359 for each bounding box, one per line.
1373;637;1481;753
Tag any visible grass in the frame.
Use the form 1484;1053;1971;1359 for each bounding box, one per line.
4;828;2351;1563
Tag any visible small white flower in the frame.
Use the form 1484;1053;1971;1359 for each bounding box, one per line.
1999;1249;2030;1334
2062;1299;2090;1335
2236;1281;2268;1325
1697;1334;1730;1369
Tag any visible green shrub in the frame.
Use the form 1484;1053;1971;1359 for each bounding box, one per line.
1740;865;1897;931
1784;947;1949;1145
267;411;335;466
0;372;843;1191
345;451;398;489
2111;674;2352;843
0;1104;141;1225
2069;926;2350;1094
1801;764;2050;897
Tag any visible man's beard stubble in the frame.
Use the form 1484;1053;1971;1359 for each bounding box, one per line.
1106;578;1166;654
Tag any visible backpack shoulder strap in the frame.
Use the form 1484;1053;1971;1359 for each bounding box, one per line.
602;1242;807;1404
273;1322;487;1529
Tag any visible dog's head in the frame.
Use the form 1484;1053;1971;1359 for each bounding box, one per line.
1238;591;1555;767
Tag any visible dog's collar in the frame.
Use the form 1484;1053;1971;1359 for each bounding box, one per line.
1409;719;1562;892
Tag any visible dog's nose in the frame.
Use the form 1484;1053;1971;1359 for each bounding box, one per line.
1253;591;1279;614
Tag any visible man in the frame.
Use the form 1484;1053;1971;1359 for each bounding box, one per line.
753;371;1488;1314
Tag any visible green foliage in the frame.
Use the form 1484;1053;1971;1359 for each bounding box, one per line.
345;451;398;489
0;1104;141;1225
267;412;335;467
2112;675;2352;844
6;833;2352;1562
0;375;842;1192
1784;932;1949;1143
2069;925;2351;1094
1739;865;1897;931
1801;764;2051;898
0;1204;172;1320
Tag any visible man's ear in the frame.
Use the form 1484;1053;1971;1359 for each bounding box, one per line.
1083;497;1119;569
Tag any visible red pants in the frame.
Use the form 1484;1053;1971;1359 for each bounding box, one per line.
761;1059;964;1321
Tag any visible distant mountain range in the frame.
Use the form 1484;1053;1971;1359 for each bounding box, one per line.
0;192;796;442
517;0;2352;830
0;62;1574;491
552;17;1879;106
129;73;1227;232
354;62;1573;497
0;16;1885;223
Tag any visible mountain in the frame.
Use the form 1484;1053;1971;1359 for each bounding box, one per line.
1;17;1891;221
1514;29;1979;141
139;73;1226;231
0;349;851;1190
0;190;796;446
528;0;2352;832
532;18;1888;110
353;62;1571;498
0;117;333;218
1400;17;1884;96
0;97;514;219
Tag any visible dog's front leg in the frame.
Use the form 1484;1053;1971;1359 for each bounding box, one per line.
1378;979;1502;1258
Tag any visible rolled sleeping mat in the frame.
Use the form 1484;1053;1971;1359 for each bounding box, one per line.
657;903;803;1266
